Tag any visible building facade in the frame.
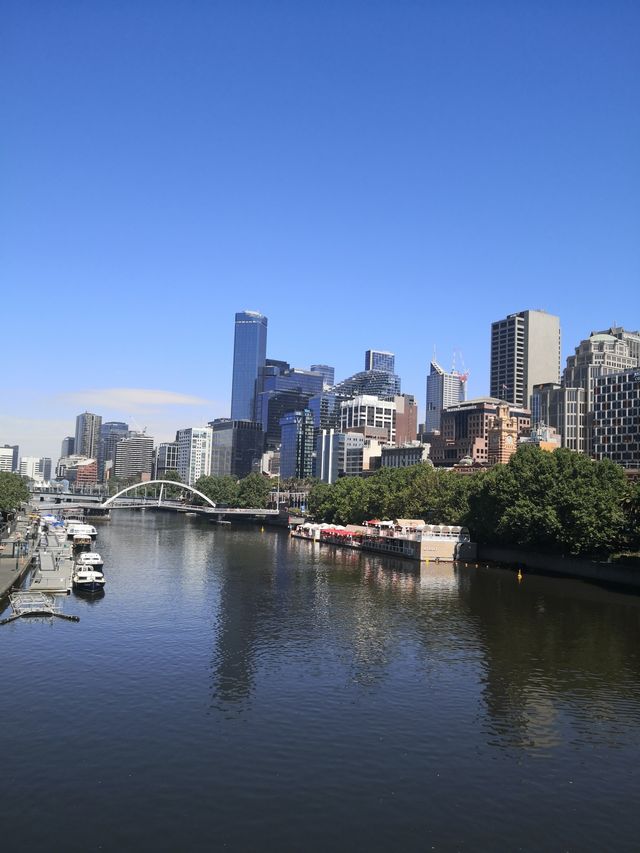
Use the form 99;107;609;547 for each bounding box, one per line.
592;368;640;468
394;394;419;445
176;427;213;486
230;310;268;421
531;383;587;453
381;443;431;469
209;419;264;478
309;364;335;388
429;398;531;467
364;350;395;373
19;456;51;481
332;369;401;399
490;310;561;408
154;442;179;479
279;410;315;479
0;446;16;473
75;412;102;459
339;395;396;443
113;433;154;481
60;437;75;458
256;364;324;448
425;361;466;432
98;421;129;481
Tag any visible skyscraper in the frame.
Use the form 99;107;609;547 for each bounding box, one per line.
113;433;154;481
230;311;268;421
364;350;395;373
176;427;213;486
209;419;264;478
98;421;129;481
60;436;75;458
74;411;102;459
279;410;315;479
425;361;466;432
490;310;561;408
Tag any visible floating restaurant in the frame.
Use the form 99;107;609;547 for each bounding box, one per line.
291;518;476;562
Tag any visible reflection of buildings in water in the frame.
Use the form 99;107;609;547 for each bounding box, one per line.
418;562;460;592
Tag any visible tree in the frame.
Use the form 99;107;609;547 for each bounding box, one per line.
195;475;240;506
236;473;270;509
0;472;30;516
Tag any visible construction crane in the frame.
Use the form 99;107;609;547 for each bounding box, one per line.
451;349;470;384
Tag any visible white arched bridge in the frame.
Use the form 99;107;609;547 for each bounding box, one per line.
34;480;280;519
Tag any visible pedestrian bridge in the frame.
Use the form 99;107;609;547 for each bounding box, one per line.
36;480;280;518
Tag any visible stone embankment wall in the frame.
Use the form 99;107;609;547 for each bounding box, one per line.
477;545;640;590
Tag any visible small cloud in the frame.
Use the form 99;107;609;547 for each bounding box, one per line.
59;388;213;409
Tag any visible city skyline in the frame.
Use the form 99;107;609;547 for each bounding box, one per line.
3;4;639;461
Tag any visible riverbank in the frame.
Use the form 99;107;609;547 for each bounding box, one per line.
478;544;640;591
0;513;38;598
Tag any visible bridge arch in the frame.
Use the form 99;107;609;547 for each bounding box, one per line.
102;480;217;510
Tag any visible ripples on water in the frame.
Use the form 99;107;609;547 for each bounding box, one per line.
1;512;640;852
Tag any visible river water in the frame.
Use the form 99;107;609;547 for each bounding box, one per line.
1;511;640;851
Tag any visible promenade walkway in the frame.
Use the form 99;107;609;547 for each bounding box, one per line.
0;513;38;598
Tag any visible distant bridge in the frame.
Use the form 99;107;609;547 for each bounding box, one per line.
33;479;279;518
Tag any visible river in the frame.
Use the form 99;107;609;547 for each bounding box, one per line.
1;511;640;851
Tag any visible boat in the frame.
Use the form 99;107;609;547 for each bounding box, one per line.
76;551;104;569
72;567;106;593
72;533;92;551
65;521;98;541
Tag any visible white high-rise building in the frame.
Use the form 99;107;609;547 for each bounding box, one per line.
339;395;396;443
0;446;15;472
19;456;51;482
176;427;213;486
490;310;561;408
425;361;466;432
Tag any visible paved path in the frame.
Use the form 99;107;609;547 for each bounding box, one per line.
0;514;38;598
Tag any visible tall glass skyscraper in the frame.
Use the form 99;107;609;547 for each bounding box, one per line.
230;311;268;420
364;350;395;374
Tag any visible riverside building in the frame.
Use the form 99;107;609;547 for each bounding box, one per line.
593;368;640;468
490;310;561;408
176;427;213;486
279;410;315;479
113;433;154;481
154;442;179;479
531;383;587;453
209;419;264;478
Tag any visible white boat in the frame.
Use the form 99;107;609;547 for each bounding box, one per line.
66;521;98;541
76;551;104;569
72;567;105;593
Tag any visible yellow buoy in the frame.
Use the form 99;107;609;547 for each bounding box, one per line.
517;569;523;582
261;526;265;533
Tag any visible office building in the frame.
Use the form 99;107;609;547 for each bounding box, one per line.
490;310;561;407
310;364;335;388
520;423;562;451
279;410;315;479
425;361;466;432
74;458;98;485
0;446;14;473
209;419;264;478
364;350;395;374
394;394;419;445
60;437;75;458
340;395;397;443
428;398;531;467
98;421;129;481
154;442;179;479
19;456;51;482
75;411;102;459
256;364;324;448
563;331;638;454
1;444;19;472
332;369;401;399
316;430;361;483
230;311;268;420
531;383;587;453
113;433;154;481
593;368;640;468
176;427;212;486
381;443;431;469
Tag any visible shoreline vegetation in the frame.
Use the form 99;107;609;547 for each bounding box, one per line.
306;446;639;561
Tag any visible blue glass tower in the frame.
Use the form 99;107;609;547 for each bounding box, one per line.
230;311;268;421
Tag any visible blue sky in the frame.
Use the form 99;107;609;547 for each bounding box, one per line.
2;1;639;461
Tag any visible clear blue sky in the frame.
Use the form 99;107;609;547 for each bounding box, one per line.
2;1;639;461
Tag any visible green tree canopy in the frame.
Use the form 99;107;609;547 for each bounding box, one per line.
0;472;30;515
195;475;240;506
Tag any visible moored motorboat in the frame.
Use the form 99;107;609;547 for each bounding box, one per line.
66;521;98;541
72;534;92;551
76;551;104;569
72;567;106;593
